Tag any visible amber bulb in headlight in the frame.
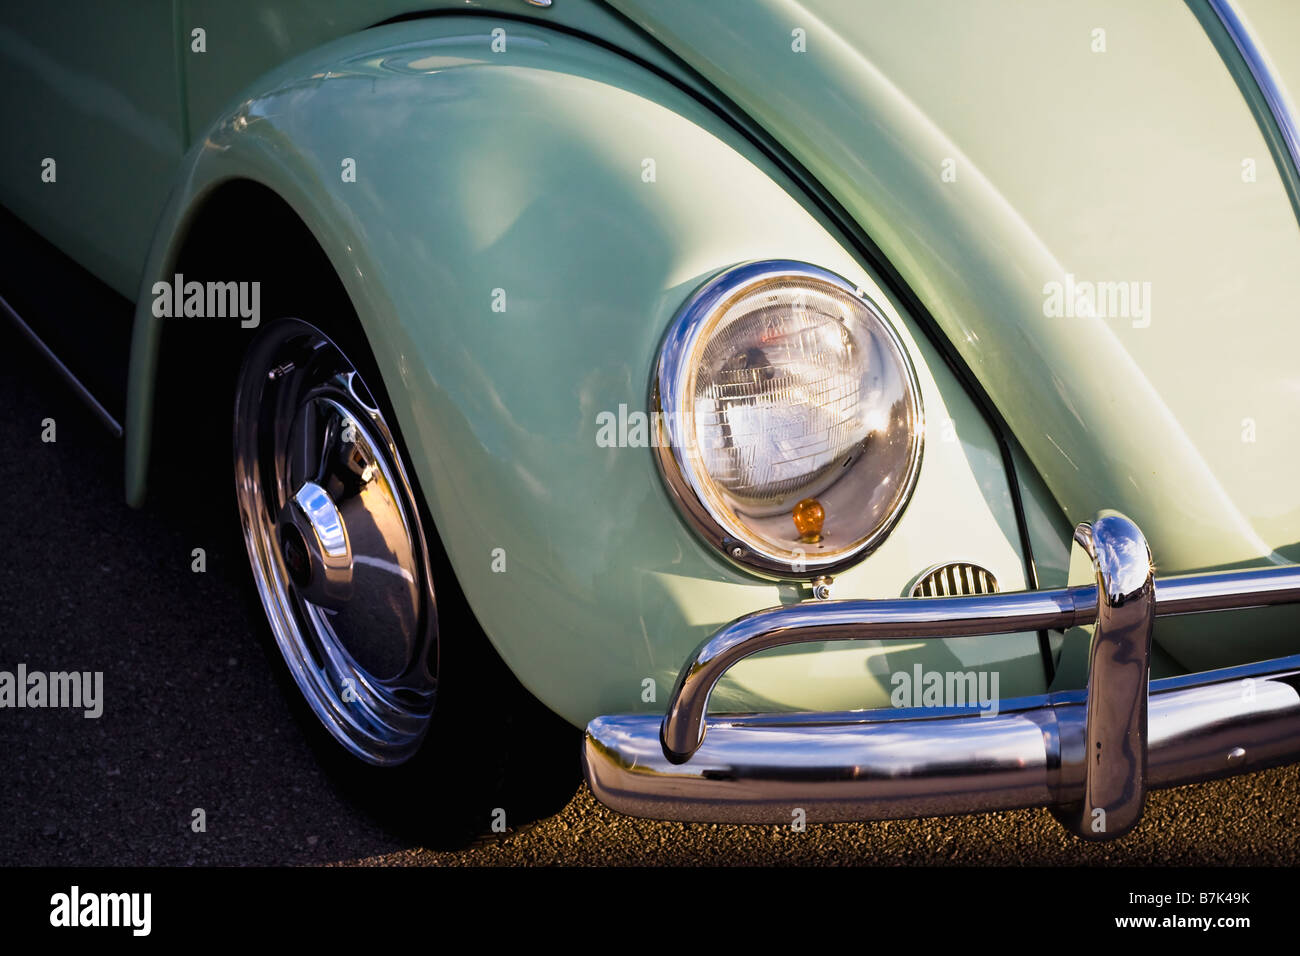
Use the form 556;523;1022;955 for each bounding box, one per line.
654;261;923;578
792;498;825;542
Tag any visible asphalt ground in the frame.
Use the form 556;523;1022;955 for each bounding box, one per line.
1;318;1297;867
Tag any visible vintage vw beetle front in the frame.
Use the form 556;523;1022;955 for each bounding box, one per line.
39;0;1292;841
582;0;1300;840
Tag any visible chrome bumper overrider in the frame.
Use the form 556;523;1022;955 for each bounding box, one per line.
583;512;1300;839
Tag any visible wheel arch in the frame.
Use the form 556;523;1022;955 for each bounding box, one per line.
132;178;352;501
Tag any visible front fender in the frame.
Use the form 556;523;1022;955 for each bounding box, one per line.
126;15;1043;727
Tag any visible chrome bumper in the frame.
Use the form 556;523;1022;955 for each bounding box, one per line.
582;513;1300;839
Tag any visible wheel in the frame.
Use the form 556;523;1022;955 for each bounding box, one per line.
234;317;440;765
231;315;575;846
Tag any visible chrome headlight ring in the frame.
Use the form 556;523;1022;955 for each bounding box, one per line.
652;260;924;579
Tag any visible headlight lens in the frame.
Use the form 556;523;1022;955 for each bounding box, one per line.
654;261;923;577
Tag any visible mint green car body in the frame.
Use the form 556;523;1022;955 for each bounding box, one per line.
2;1;1296;729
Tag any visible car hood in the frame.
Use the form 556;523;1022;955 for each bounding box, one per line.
608;0;1300;576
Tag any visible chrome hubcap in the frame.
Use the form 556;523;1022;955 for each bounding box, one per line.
280;481;352;604
234;319;438;765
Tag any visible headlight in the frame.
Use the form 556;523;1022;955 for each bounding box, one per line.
653;260;923;578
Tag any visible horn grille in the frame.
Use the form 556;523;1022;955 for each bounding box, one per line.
910;563;998;598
